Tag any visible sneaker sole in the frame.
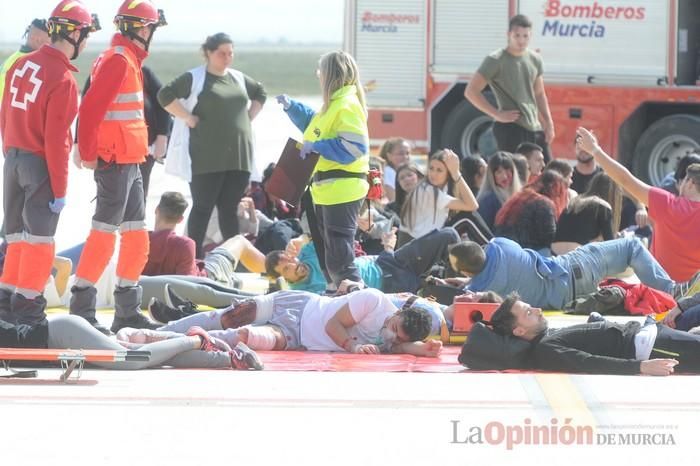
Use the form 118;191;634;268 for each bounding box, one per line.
147;297;165;324
232;343;264;370
163;283;176;309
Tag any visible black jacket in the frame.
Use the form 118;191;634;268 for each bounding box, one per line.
532;321;642;375
495;198;556;251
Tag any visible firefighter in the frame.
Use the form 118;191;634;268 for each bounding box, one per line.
71;0;167;334
0;0;99;325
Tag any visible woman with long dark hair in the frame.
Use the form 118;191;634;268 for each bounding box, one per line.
398;149;478;246
552;172;622;255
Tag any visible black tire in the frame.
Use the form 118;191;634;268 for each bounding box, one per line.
632;114;700;185
439;93;498;158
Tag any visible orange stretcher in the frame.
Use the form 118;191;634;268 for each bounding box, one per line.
0;348;151;383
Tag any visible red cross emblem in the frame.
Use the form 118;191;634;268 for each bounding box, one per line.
9;60;43;111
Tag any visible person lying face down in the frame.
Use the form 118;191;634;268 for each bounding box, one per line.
128;289;443;357
489;292;700;376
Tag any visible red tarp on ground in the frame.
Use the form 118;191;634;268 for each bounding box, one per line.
256;346;468;373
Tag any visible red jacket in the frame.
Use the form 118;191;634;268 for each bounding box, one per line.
0;45;78;198
599;278;676;316
78;34;148;163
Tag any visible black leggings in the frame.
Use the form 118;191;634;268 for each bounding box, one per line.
188;170;250;259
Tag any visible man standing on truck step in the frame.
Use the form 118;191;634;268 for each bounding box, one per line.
71;0;167;335
465;14;555;162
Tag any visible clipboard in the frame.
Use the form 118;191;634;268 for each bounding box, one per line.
266;138;320;208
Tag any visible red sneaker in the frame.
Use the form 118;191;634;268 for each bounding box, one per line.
186;326;219;352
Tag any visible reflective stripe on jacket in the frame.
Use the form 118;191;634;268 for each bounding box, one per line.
304;85;369;205
92;45;148;163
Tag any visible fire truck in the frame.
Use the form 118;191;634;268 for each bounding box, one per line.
343;0;700;185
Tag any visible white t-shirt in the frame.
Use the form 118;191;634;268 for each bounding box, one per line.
400;184;455;239
383;165;397;190
300;288;398;351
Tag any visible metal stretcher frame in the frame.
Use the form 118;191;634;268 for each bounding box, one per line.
0;348;151;383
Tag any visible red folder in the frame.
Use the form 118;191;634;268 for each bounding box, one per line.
266;138;320;208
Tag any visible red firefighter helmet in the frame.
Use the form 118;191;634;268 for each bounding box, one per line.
114;0;167;28
48;0;100;33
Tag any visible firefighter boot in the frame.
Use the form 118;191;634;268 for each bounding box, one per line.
110;285;159;333
0;288;16;324
70;285;112;336
12;293;48;326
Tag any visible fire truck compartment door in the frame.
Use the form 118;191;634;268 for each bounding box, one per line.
431;0;510;75
353;0;427;108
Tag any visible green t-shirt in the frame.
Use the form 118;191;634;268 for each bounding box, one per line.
158;71;266;175
477;48;543;131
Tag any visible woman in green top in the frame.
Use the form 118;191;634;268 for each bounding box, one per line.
158;33;266;258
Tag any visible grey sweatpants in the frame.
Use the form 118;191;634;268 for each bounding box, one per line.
157;291;312;348
139;275;253;309
47;315;231;370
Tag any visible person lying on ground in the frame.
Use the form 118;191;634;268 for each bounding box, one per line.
122;288;442;357
445;236;700;310
265;227;459;295
0;314;262;370
142;192;265;285
489;292;700;376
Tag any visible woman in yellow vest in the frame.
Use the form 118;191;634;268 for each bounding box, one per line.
277;51;369;290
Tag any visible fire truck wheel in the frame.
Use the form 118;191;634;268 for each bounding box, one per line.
440;93;498;158
633;114;700;186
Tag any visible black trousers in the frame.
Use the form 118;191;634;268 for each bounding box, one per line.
492;122;551;163
188;170;250;259
315;199;364;287
652;324;700;373
301;189;331;283
139;155;156;202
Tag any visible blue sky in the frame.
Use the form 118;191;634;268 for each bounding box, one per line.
0;0;345;44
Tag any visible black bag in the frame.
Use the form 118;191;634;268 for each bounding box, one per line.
563;286;626;315
458;322;534;370
418;282;463;305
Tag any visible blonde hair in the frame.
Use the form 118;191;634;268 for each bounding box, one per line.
318;51;367;115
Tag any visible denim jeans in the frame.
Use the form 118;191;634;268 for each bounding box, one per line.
554;237;674;303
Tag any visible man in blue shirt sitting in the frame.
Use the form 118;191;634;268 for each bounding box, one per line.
265;228;459;295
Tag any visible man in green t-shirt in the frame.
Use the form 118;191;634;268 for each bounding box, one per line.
465;14;555;162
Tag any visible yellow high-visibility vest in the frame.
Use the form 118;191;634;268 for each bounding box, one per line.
0;51;29;104
304;85;369;206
